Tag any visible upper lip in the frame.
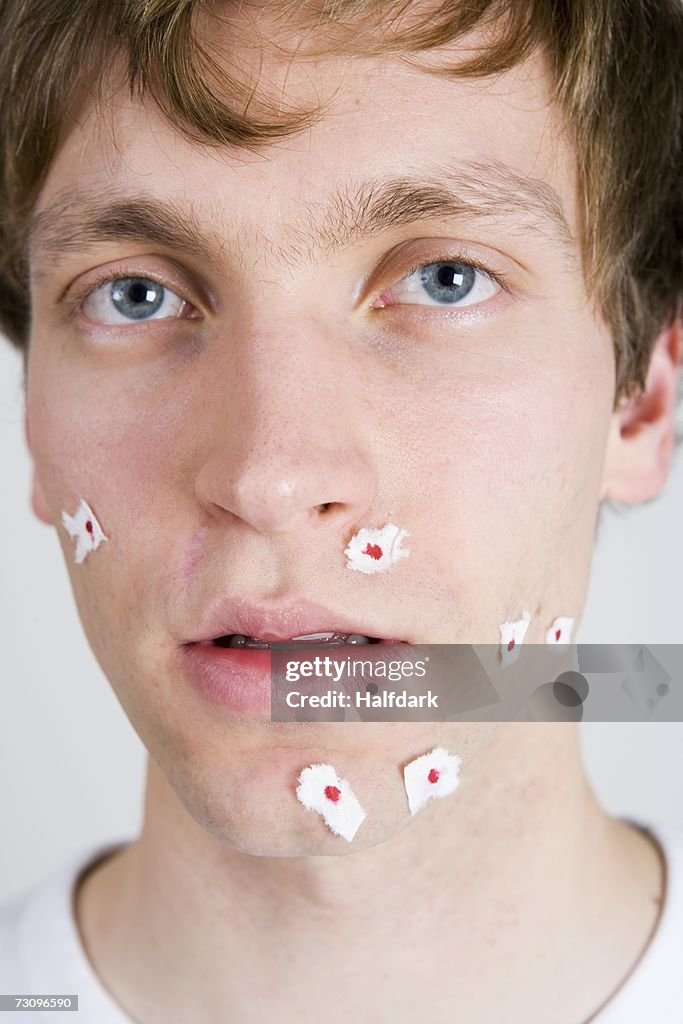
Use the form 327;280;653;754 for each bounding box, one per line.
184;597;402;644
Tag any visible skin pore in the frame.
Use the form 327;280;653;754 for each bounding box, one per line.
23;7;682;1023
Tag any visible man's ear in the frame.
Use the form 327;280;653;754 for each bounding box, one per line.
600;318;683;505
24;410;53;525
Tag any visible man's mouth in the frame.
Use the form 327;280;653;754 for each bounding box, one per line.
180;599;412;714
183;597;409;648
211;632;384;649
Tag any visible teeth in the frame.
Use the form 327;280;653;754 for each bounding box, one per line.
227;634;247;648
213;632;378;648
291;632;336;641
223;634;265;649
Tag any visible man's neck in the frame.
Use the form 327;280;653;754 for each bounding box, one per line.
76;726;664;1024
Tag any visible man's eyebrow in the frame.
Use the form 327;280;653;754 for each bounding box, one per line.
29;193;224;275
313;160;575;260
28;159;575;274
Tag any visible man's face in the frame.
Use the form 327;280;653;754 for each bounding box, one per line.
25;18;616;853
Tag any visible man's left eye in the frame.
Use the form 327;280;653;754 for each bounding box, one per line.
383;259;501;308
81;276;189;324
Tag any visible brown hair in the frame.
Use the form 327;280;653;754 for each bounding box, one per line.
0;0;681;405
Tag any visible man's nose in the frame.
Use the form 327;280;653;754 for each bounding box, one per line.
192;330;378;537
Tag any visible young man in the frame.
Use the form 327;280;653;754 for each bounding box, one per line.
1;0;682;1021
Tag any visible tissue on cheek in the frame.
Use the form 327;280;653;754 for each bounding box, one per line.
499;609;532;666
344;523;409;575
295;763;367;842
403;747;462;816
60;499;108;565
545;616;574;646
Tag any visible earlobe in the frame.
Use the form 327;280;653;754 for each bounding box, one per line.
30;471;53;525
600;319;683;505
24;409;53;526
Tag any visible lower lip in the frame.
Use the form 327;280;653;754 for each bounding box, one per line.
180;643;273;714
180;639;404;715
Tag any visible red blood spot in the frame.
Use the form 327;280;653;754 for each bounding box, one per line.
428;768;440;784
555;629;561;641
363;543;383;561
85;520;93;535
324;785;341;802
507;638;515;652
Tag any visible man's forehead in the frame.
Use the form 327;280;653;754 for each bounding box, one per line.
31;35;579;272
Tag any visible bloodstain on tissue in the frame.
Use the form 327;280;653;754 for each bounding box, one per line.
555;629;561;641
507;639;515;652
363;543;383;560
325;785;341;802
85;521;93;534
428;768;440;784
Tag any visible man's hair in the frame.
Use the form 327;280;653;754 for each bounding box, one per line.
0;0;681;405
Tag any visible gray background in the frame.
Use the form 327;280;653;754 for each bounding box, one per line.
1;339;682;904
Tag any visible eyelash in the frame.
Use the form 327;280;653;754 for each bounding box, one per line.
70;251;511;322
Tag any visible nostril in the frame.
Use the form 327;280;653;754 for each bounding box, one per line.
315;502;332;513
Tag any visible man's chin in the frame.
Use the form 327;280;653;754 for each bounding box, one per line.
152;747;414;858
201;816;397;858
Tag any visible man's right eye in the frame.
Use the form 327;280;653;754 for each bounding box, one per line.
80;275;193;324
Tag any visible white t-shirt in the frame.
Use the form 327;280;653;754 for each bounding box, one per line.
1;819;682;1023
